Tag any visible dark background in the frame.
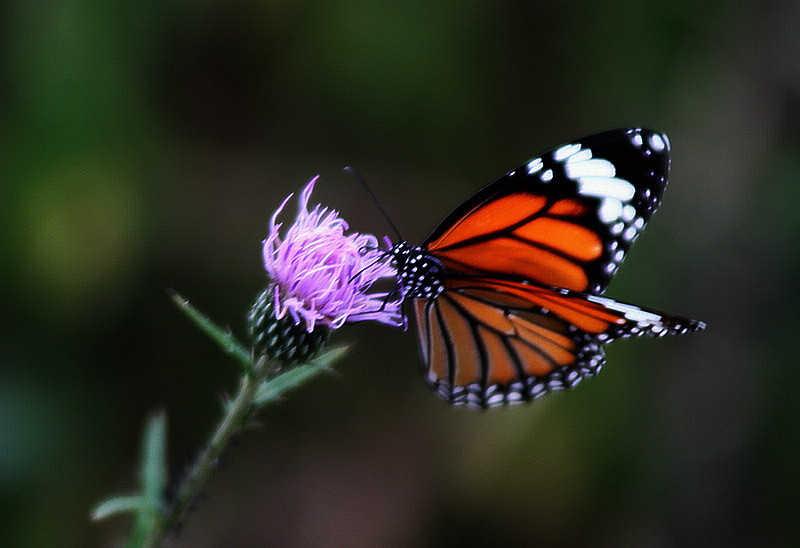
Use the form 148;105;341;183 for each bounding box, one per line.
2;2;798;546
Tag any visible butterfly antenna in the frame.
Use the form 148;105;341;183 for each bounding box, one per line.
344;166;404;242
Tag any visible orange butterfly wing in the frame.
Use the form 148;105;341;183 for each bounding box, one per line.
414;277;702;407
426;195;603;292
394;129;705;407
423;128;672;294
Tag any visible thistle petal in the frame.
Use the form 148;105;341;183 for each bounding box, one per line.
257;176;402;341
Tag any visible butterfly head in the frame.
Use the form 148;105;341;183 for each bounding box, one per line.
389;241;445;300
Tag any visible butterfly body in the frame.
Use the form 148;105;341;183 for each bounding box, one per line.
390;240;445;300
390;128;705;408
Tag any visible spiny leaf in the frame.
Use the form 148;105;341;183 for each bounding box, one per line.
170;291;253;372
91;495;146;522
91;413;169;547
252;344;349;407
127;411;168;547
139;411;167;510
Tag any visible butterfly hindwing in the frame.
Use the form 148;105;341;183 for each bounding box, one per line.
423;128;670;294
414;277;703;408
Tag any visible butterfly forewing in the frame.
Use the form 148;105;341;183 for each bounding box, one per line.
424;128;670;294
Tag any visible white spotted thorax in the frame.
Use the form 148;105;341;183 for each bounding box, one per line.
390;241;445;299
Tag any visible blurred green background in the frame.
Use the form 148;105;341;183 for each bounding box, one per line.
2;1;798;546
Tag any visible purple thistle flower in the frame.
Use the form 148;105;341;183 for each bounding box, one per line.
261;176;402;333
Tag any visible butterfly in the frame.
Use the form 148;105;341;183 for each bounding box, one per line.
387;128;705;408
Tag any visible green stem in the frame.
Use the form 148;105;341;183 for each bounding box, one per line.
152;359;271;543
89;295;353;546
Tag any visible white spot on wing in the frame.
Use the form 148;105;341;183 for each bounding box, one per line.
622;204;636;221
598;198;623;224
554;143;582;161
650;133;666;152
527;157;543;174
487;393;504;406
565;158;615;179
577;177;636;201
586;295;663;324
568;149;593;163
541;169;554;182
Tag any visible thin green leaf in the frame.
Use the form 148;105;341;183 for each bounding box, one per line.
126;411;168;547
139;411;167;509
90;414;169;546
91;495;146;522
253;344;349;407
170;291;253;372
